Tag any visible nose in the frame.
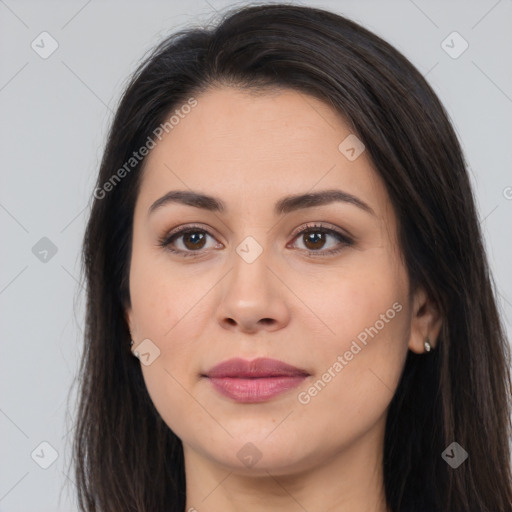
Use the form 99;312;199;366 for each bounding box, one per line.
216;249;291;334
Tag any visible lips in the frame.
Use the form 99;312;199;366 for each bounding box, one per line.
204;357;309;403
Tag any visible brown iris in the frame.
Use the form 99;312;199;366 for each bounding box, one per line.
302;230;326;250
182;231;207;250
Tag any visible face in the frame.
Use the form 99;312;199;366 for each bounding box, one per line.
126;86;425;476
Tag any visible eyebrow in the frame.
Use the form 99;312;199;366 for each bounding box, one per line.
148;189;375;217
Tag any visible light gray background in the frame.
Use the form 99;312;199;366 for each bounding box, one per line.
1;1;511;510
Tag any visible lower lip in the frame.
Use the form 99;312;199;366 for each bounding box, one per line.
207;376;307;403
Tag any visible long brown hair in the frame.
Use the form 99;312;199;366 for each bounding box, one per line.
69;4;512;511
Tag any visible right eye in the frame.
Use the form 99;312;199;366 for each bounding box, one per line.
157;224;223;257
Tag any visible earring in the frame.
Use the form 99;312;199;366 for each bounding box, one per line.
130;340;139;358
424;337;432;353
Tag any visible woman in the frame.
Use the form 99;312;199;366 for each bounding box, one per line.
71;4;512;511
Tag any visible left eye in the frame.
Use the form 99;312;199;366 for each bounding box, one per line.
158;223;353;257
290;225;352;254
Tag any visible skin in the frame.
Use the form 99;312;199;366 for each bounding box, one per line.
125;86;442;512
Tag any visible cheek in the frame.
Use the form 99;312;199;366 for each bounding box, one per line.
129;238;210;344
295;253;410;412
300;251;409;353
130;259;214;441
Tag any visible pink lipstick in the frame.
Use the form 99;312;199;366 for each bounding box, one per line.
204;357;309;403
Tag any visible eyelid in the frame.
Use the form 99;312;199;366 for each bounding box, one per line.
288;221;353;241
163;222;219;240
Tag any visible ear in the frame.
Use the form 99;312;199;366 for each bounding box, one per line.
124;305;137;342
408;286;442;354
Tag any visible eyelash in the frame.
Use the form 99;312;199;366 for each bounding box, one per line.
157;222;354;258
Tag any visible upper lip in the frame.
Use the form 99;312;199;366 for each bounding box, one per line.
204;357;310;378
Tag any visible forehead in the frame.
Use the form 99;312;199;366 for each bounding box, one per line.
137;86;388;217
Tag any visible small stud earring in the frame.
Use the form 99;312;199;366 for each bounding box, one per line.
130;340;139;358
424;337;432;353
